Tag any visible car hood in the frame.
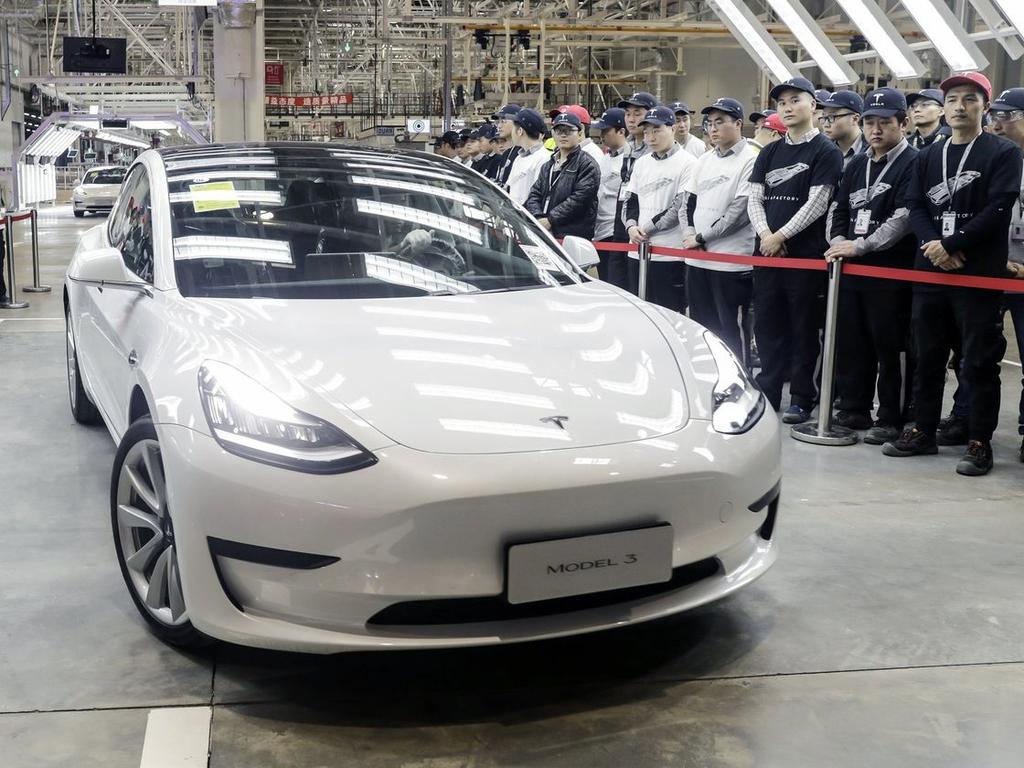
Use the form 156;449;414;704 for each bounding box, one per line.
77;183;121;196
183;283;693;455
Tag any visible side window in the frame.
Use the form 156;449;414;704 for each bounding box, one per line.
115;169;155;284
107;167;142;248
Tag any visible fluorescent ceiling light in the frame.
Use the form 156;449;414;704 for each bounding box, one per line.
898;0;988;72
130;119;178;130
95;130;149;149
764;0;858;86
835;0;926;78
707;0;798;83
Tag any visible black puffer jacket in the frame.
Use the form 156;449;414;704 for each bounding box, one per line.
525;147;600;240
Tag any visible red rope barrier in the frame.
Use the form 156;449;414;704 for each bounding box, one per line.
645;244;1024;293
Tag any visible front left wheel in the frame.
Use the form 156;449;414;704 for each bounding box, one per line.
65;307;102;425
111;418;210;649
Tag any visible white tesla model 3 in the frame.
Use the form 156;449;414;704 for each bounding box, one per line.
64;143;781;653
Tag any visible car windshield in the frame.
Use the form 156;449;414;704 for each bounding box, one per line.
83;169;126;185
164;145;583;300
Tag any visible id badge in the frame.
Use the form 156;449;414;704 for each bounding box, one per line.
941;211;956;237
854;209;871;236
618;185;631;202
1011;223;1024;243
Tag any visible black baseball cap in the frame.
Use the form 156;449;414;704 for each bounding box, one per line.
551;112;583;131
593;107;627;130
990;87;1024;112
862;88;908;118
769;77;817;102
750;108;776;122
907;89;943;108
669;101;695;115
492;103;522;120
701;97;744;121
617;91;659;110
511;108;547;135
822;90;864;114
638;106;676;128
433;130;462;147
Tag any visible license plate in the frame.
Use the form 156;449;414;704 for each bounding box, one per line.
506;525;674;605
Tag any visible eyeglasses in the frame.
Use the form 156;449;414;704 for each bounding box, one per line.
989;109;1024;123
821;112;857;125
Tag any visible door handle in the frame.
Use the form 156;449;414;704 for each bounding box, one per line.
128;350;138;367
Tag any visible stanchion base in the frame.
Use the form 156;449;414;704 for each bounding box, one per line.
0;300;30;310
790;422;859;446
22;285;52;293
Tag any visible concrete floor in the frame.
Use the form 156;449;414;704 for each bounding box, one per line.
3;205;1024;767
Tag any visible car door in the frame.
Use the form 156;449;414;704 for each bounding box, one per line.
85;165;158;437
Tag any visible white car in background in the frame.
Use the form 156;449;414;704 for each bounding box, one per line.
72;166;127;218
64;143;781;653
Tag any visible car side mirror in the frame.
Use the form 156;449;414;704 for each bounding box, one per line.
561;236;600;270
68;246;152;297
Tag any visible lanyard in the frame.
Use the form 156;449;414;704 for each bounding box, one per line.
861;141;907;207
941;135;979;211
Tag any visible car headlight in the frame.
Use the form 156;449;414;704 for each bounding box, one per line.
704;331;765;434
198;361;377;474
73;187;83;198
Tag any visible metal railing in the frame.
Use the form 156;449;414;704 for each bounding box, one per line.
1;209;50;310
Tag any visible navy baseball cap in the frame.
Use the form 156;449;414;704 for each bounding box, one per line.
492;103;522;120
669;101;695;115
991;87;1024;112
434;130;462;147
750;108;776;122
862;88;908;118
638;106;676;128
769;77;818;102
593;107;627;130
511;108;547;134
475;123;499;140
551;112;583;131
907;89;943;108
823;90;864;114
701;97;744;121
814;89;833;106
617;91;659;110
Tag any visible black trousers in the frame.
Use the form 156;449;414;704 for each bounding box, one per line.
627;257;687;313
834;281;912;425
597;240;630;290
910;287;1006;442
686;266;752;366
0;227;6;299
1004;293;1024;435
753;266;826;411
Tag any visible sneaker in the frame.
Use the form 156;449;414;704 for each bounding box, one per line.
864;421;900;445
882;426;938;457
937;417;968;446
956;440;993;476
834;410;873;430
782;405;810;424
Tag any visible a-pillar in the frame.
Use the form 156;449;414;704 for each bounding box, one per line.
213;0;265;143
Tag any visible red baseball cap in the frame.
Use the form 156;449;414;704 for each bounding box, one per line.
762;113;787;134
548;104;592;125
940;71;992;100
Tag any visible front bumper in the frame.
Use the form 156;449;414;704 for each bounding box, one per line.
73;199;115;212
157;414;782;653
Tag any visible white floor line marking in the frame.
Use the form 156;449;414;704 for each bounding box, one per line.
0;317;63;321
1003;359;1023;368
138;706;212;768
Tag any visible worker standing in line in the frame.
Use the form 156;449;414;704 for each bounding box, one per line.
592;107;630;287
492;103;524;186
669;101;707;159
747;77;844;424
822;90;867;168
624;105;696;311
505;108;552;206
907;89;947;149
613;91;658;247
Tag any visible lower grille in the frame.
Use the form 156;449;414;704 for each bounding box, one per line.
367;557;722;627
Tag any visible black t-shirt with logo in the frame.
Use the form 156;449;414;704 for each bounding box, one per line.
749;133;843;259
830;144;918;280
907;131;1022;280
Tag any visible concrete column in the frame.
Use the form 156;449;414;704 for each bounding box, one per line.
213;0;265;143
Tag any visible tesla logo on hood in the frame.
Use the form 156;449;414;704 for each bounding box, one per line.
540;415;570;430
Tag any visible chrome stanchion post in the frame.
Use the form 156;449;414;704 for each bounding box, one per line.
791;258;857;446
23;209;51;293
637;240;651;300
2;214;30;310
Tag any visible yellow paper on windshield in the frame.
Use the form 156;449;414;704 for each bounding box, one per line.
189;181;241;213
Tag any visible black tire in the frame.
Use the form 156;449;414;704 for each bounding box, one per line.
73;210;85;218
111;417;212;650
65;307;102;425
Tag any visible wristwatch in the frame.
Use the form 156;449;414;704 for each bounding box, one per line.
695;233;706;248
